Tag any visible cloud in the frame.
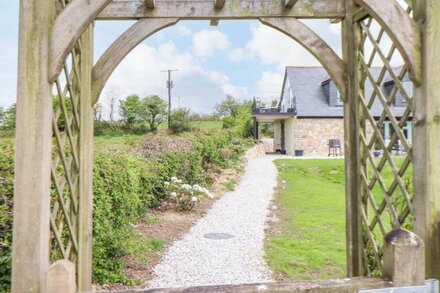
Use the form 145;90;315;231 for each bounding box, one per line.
192;29;230;57
176;25;192;37
228;48;244;63
255;71;284;99
245;24;320;69
101;40;247;116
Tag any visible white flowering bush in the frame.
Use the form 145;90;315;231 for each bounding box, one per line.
165;177;214;211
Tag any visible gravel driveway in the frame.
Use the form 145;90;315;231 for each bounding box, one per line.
148;156;278;288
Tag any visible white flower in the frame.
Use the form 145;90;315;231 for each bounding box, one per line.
170;192;177;198
171;177;178;182
205;191;214;199
164;181;170;186
191;196;198;202
181;184;192;191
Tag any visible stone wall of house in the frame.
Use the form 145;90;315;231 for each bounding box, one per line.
293;118;345;156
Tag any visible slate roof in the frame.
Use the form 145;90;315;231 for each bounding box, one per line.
281;66;409;118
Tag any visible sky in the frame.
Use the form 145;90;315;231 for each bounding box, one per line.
0;1;343;117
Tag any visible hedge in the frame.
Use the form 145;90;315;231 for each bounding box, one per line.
0;129;254;289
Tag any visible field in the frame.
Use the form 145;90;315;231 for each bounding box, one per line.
265;157;411;280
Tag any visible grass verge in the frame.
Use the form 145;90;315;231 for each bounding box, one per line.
265;159;347;280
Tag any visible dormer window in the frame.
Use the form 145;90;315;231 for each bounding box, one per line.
403;81;413;98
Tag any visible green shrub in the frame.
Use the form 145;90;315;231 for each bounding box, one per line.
169;108;191;134
0;129;254;288
0;140;14;292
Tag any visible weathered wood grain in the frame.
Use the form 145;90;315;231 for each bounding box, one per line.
91;18;179;104
354;0;422;85
145;0;155;9
260;18;347;100
11;0;54;291
214;0;225;9
285;0;299;8
77;25;94;292
342;0;363;277
97;0;345;20
412;0;440;280
49;0;112;82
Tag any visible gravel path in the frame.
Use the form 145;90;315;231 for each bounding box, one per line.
148;156;279;288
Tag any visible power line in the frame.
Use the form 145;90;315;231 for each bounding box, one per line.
161;69;178;128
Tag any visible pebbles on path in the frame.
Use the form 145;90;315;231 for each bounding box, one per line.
148;156;279;288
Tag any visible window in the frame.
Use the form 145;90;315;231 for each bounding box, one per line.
403;81;413;98
336;90;343;107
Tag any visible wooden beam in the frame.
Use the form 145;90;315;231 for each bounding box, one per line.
412;0;440;280
91;278;392;292
11;0;54;291
214;0;225;9
342;0;363;277
77;25;94;292
145;0;155;9
260;18;347;100
354;0;422;85
49;0;112;82
91;18;179;104
97;0;345;20
284;0;298;8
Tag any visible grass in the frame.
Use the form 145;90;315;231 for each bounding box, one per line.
266;157;411;280
265;159;347;280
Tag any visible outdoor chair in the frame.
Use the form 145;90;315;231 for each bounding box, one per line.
328;139;342;157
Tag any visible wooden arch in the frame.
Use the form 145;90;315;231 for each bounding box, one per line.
91;17;345;104
48;0;421;88
91;18;179;103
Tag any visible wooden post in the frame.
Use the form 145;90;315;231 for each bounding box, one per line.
342;0;363;277
46;260;76;293
412;0;440;280
11;0;54;292
78;25;95;292
382;229;425;286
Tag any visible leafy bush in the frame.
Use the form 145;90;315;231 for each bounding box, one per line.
0;129;254;288
169;108;191;134
0;140;14;291
165;177;213;211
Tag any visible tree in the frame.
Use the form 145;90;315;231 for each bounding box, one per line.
0;104;16;130
142;95;167;133
119;95;143;126
93;103;103;121
104;86;119;122
214;95;241;119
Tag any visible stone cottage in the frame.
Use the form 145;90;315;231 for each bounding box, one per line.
252;66;412;156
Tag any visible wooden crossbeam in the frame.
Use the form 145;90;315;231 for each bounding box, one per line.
284;0;298;8
214;0;225;9
97;0;345;20
145;0;155;9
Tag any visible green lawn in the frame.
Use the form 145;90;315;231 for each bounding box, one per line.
266;158;411;280
266;159;347;280
157;120;223;130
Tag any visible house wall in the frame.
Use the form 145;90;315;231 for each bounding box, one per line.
293;118;345;156
285;118;295;156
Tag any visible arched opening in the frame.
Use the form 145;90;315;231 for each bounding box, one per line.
10;1;437;292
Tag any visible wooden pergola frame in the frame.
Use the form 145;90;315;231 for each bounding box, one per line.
11;0;440;292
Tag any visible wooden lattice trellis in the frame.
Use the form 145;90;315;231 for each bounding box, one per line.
354;2;415;274
11;0;440;292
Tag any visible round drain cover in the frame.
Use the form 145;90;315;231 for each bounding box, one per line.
204;233;234;240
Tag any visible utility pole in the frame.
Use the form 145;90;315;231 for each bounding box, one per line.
162;69;178;128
